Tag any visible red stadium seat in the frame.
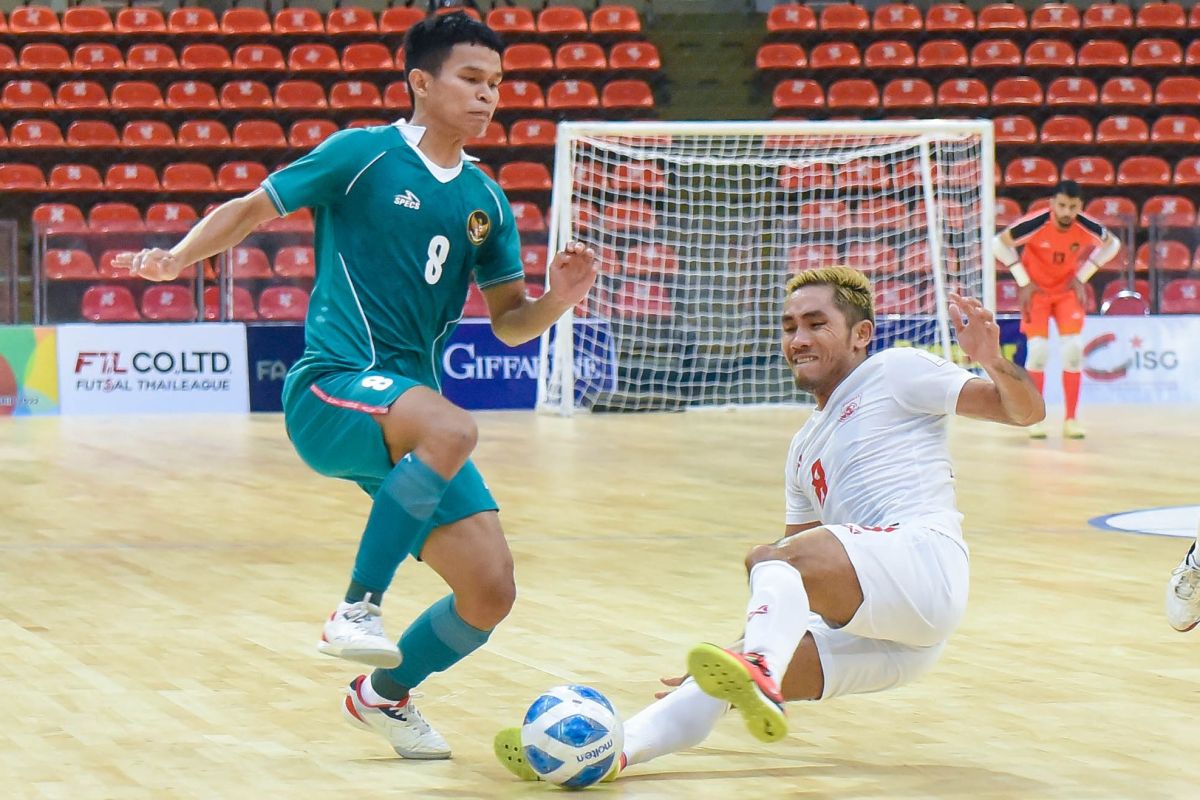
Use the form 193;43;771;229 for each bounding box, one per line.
128;44;179;71
161;162;216;191
549;79;601;111
330;80;383;110
1175;157;1200;187
383;81;413;111
971;39;1021;68
1077;39;1128;68
622;244;679;278
116;8;166;33
1100;77;1153;106
995;115;1038;144
611;281;673;319
258;286;309;321
342;43;393;72
512;202;546;234
828;79;880;111
44;249;98;280
178;119;232;147
757;43;807;71
105;162;160;191
1025;39;1075;68
1046;77;1098;107
1151;115;1200;144
554;42;605;73
865;41;915;69
591;5;640;35
9;119;63;147
537;5;587;34
89;202;144;232
56;80;109;110
122;120;176;148
273;80;325;110
995;279;1021;312
995;197;1023;228
274;246;316;278
884;78;935;110
112;81;165;110
223;247;270;281
0;45;13;70
498;162;552;192
773;79;825;111
821;4;870;33
274;7;323;34
467;123;506;153
221;7;271;35
1191;4;1200;27
978;3;1027;31
1102;279;1151;310
379;6;424;33
203;285;258;321
145;203;198;232
1189;41;1200;65
520;245;549;279
798;200;849;229
486;6;535;35
502;42;552;75
498;80;545;111
19;43;70;70
141;285;198;322
1161;279;1200;314
180;43;231;70
874;4;923;31
992;77;1044;108
82;285;141;322
326;6;377;34
1117;156;1171;187
461;284;490;318
1095;115;1148;145
1156;77;1200;107
938;78;990;108
221;80;274;110
62;6;113;34
918;39;969;68
74;43;124;71
609;42;661;72
233;44;286;72
1036;116;1090;145
926;3;975;31
875;284;922;315
1083;3;1133;31
232;120;286;149
3;80;53;110
779;163;835;191
218;162;267;192
262;208;313;233
1140;195;1196;227
786;244;839;275
1031;3;1080;31
68;120;120;148
49;164;103;191
9;5;60;34
1136;2;1186;30
845;242;901;276
767;4;817;33
610;161;666;193
508;119;556;148
1085;196;1137;227
809;42;861;70
289;44;340;72
1062;156;1115;187
289;119;338;148
1131;38;1183;67
602;80;654;111
1004;157;1058;187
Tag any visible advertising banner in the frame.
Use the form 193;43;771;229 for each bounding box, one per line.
246;323;305;412
56;324;249;414
0;326;58;416
1038;315;1200;405
872;315;1025;367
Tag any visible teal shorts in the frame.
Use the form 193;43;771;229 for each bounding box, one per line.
282;368;498;554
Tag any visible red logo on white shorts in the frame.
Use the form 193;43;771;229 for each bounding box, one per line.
747;604;769;620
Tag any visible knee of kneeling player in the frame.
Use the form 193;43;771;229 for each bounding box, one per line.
744;543;782;573
1060;334;1083;371
1025;337;1050;371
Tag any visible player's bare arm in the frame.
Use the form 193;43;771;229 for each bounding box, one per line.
113;189;281;281
948;292;1045;426
483;241;597;346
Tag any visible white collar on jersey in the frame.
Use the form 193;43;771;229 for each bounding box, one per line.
393;119;479;185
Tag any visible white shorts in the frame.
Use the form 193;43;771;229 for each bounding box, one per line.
810;523;970;700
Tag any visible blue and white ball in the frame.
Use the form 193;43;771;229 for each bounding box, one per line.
520;684;623;789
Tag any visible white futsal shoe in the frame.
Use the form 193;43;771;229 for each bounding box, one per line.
318;600;401;668
342;676;451;759
1026;421;1048;439
1166;546;1200;632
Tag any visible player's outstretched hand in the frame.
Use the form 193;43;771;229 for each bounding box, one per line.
111;248;184;282
947;292;1002;366
547;241;597;307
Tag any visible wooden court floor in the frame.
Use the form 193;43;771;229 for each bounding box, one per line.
1;405;1196;799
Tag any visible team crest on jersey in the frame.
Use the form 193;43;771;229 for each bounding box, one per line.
1070;242;1080;252
466;210;491;245
838;393;863;423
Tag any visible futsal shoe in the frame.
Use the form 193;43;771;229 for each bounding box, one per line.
318;600;401;668
493;727;624;782
1063;418;1086;439
1166;547;1200;632
342;676;451;759
1026;422;1048;439
687;643;787;743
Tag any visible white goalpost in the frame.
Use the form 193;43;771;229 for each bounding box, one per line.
536;119;995;415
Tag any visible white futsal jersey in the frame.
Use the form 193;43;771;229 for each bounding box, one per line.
785;348;977;546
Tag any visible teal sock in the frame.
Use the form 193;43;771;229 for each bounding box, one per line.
370;595;491;699
351;454;450;596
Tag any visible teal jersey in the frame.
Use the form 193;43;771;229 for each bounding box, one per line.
262;122;523;388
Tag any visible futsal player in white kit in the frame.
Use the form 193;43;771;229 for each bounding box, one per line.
494;266;1046;781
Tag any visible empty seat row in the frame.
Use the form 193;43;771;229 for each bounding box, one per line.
772;75;1200;110
1;40;660;74
758;37;1200;71
0;4;641;37
78;283;309;323
767;3;1200;35
1003;155;1200;189
998;278;1200;314
995;114;1200;146
999;193;1200;227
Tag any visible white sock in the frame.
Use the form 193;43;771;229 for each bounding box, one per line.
743;561;810;680
622;678;728;768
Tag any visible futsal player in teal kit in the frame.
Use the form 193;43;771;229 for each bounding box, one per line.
117;13;597;759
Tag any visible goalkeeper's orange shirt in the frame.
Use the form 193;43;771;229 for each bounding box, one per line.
1010;211;1108;293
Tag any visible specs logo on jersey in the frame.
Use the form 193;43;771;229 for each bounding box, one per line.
393;190;421;210
466;210;491;245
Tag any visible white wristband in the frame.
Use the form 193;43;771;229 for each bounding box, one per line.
1008;262;1031;287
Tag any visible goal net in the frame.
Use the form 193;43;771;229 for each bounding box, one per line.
536;120;995;414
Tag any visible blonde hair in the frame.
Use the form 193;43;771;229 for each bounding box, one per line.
785;265;875;326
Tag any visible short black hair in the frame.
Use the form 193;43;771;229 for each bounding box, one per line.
1054;179;1082;199
403;12;504;84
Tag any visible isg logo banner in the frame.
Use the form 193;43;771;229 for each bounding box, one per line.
56;323;250;414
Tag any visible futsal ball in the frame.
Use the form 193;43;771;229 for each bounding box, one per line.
520;684;624;789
